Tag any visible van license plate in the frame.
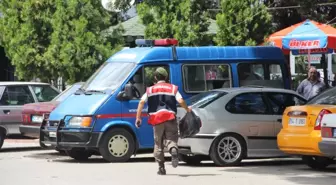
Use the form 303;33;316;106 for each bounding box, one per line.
289;118;306;126
49;132;56;138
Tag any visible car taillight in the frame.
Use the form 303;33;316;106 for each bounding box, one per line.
314;109;332;130
22;114;31;123
321;127;333;138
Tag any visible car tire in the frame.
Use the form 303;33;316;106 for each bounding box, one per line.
302;156;333;170
0;130;5;150
209;134;246;166
99;128;135;163
65;149;92;161
179;154;202;165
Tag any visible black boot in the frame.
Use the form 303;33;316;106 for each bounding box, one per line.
170;147;179;168
157;163;166;175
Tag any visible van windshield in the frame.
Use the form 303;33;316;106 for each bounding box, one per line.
82;62;136;92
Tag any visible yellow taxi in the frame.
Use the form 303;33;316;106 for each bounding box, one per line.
278;87;336;169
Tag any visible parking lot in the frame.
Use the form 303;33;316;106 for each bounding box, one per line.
0;138;335;185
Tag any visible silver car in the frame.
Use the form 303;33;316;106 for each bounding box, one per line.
177;87;307;166
0;82;60;149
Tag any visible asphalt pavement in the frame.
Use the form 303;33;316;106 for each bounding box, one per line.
0;138;335;185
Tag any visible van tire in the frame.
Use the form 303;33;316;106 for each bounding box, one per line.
99;128;135;163
0;129;5;150
209;134;246;166
302;156;333;170
66;149;92;161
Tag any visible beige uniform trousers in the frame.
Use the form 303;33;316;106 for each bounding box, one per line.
153;119;178;163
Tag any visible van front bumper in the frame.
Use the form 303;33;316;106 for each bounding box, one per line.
39;117;102;150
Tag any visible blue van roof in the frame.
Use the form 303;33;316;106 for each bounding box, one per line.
107;46;285;63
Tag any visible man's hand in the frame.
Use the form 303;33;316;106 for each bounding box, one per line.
187;106;192;113
135;118;142;128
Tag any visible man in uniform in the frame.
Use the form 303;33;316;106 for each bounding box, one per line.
135;67;191;175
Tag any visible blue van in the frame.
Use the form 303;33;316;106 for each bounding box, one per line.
40;39;291;162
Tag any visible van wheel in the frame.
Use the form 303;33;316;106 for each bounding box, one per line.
209;134;246;166
179;154;202;165
99;128;135;162
0;130;5;150
302;156;333;170
65;149;92;161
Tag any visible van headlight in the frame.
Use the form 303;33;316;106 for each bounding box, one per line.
68;117;92;127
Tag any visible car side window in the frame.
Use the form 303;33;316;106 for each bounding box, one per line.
125;65;170;99
0;86;35;106
226;93;268;114
266;93;306;115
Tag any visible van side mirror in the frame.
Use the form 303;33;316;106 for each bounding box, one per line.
116;83;134;101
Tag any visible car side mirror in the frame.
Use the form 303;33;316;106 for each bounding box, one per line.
116;83;134;101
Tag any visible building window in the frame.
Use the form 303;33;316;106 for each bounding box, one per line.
182;64;231;93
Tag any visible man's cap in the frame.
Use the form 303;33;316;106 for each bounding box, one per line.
155;67;168;77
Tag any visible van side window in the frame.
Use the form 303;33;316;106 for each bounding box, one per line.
183;64;231;92
126;65;170;99
238;63;284;88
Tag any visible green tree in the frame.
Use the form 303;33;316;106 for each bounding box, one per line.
0;0;124;84
136;0;211;46
264;0;336;31
215;0;273;46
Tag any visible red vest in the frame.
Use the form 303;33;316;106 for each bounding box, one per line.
147;82;178;125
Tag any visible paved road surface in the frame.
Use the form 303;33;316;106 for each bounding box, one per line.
0;139;335;185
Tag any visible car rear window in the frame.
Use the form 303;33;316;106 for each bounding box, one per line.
307;87;336;105
185;91;227;108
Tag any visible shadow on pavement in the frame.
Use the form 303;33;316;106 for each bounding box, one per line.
49;156;171;164
0;147;47;153
221;160;336;185
166;173;220;177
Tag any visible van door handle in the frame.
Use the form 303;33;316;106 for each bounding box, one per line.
277;119;282;123
3;110;10;114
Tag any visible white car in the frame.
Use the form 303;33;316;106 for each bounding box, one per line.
319;113;336;158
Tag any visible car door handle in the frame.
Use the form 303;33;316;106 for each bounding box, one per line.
3;110;10;114
277;119;282;123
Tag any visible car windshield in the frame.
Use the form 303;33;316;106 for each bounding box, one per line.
307;87;336;105
52;83;83;102
185;91;227;108
31;85;60;102
81;62;136;92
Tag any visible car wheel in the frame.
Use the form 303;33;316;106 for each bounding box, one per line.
179;154;202;165
209;134;246;166
65;149;92;161
302;156;333;170
99;128;135;162
0;130;5;150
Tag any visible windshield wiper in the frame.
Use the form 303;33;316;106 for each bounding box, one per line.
84;90;106;95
